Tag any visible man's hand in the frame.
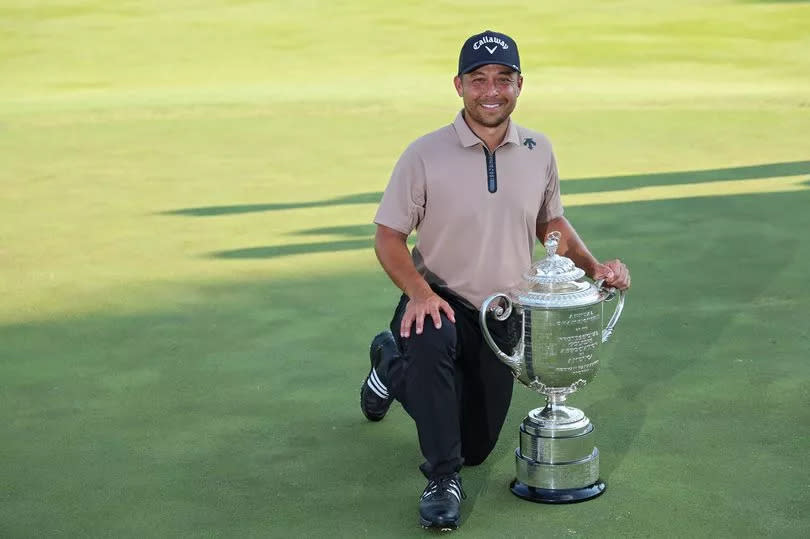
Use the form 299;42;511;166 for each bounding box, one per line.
400;291;456;338
593;259;631;290
375;224;456;338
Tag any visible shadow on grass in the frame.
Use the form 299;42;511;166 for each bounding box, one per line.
212;225;381;259
214;238;373;259
162;192;382;217
211;225;385;259
163;160;810;218
0;271;422;536
3;189;810;534
193;160;809;260
290;224;375;237
560;159;810;194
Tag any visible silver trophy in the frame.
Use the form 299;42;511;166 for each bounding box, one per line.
480;231;625;503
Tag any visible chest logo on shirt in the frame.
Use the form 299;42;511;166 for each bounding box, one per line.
523;137;536;150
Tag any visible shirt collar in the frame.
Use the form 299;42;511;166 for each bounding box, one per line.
452;110;520;149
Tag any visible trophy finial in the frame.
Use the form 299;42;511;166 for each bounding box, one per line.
544;231;561;256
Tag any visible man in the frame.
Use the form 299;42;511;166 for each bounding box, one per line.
360;30;631;530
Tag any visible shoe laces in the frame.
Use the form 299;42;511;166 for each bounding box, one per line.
422;474;466;502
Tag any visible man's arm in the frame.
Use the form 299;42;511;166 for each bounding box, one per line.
375;224;455;337
536;216;631;290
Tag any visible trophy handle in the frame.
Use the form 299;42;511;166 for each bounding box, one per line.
480;293;524;376
595;280;625;343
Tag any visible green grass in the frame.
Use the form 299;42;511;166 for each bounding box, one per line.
1;1;809;537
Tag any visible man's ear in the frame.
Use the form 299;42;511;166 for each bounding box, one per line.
453;75;463;97
516;75;523;96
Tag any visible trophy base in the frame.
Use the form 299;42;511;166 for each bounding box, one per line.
510;478;606;504
512;408;605;503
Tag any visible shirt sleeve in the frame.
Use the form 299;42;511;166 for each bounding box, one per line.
374;144;427;235
537;150;564;223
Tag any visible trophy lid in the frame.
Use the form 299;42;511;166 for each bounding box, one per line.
515;232;603;308
525;231;586;283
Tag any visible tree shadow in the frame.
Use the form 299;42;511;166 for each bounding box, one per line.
561;160;810;195
211;238;372;259
3;188;809;535
203;160;809;260
0;271;427;535
163;160;809;218
290;224;376;237
210;224;387;260
160;192;382;217
559;192;805;485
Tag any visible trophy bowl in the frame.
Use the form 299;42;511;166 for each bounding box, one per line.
480;231;625;503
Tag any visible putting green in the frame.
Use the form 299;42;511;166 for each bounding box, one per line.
1;1;808;536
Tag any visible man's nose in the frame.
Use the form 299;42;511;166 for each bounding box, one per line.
484;80;499;95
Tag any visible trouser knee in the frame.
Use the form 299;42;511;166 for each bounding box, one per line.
397;314;457;366
387;313;457;408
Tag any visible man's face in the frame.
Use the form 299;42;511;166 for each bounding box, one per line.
454;64;523;129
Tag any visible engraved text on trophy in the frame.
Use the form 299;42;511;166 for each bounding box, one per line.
526;305;602;388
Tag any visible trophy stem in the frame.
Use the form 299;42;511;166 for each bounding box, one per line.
546;392;567;407
536;393;572;423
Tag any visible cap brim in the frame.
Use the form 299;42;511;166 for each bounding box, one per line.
459;60;521;76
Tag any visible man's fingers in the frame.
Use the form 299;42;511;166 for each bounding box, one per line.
618;269;629;288
400;310;414;338
402;296;457;337
430;305;442;329
440;300;456;323
603;259;630;290
593;265;614;281
403;310;427;336
414;310;425;335
612;263;628;289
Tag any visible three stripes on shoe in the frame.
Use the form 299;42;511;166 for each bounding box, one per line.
421;480;462;502
366;368;389;399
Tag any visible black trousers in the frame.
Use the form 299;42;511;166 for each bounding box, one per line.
386;288;517;479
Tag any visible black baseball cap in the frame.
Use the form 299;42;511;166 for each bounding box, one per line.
458;30;521;76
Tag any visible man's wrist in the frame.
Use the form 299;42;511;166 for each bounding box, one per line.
581;257;600;278
405;281;433;301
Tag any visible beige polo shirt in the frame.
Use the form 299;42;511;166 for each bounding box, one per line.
375;111;564;310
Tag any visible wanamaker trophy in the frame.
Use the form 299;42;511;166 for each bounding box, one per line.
480;231;625;503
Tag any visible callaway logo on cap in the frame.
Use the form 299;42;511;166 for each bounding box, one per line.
458;30;521;76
